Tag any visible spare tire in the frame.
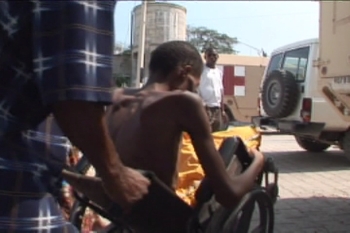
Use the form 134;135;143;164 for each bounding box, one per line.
261;70;299;118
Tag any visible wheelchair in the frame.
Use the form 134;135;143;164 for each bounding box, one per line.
68;137;279;233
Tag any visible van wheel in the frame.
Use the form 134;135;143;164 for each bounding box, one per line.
340;131;350;161
261;70;299;118
295;136;330;152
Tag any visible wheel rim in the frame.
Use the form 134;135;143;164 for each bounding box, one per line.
266;81;281;107
222;190;274;233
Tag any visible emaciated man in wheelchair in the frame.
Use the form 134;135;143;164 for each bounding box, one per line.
64;41;272;233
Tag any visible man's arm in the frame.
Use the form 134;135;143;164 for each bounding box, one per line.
221;92;225;114
53;101;123;180
177;92;264;208
33;1;149;208
33;0;120;180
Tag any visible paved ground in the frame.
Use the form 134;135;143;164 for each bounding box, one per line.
260;134;350;233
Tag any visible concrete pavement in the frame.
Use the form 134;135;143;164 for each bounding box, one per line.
260;135;350;233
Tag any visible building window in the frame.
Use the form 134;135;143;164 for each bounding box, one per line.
168;12;174;40
174;12;178;39
163;25;169;41
155;10;164;23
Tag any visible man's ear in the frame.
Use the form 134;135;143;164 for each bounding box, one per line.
181;65;192;77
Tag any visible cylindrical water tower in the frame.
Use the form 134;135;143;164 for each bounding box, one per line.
130;1;187;84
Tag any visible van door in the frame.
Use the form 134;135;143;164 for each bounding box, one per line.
265;53;284;76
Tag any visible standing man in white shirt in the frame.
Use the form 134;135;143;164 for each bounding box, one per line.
198;47;227;132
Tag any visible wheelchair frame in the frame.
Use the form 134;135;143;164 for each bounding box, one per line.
68;137;279;233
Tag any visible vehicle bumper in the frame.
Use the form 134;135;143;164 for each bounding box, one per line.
252;116;325;136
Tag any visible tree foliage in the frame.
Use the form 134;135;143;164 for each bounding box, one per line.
114;74;131;87
114;43;131;55
187;26;238;54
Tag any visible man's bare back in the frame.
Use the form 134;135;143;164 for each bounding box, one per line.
106;88;189;189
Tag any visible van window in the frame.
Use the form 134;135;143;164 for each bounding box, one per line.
282;47;310;82
266;53;283;74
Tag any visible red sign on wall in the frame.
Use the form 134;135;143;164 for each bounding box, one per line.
222;65;246;96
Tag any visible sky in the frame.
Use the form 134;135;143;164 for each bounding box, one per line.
114;1;320;56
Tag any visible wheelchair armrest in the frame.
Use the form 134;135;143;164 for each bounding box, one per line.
195;137;242;204
234;137;253;170
218;137;240;167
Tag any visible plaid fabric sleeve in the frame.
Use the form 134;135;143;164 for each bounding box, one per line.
32;1;115;106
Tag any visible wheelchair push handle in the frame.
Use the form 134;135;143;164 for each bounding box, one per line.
234;137;253;170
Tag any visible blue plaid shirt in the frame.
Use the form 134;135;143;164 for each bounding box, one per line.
0;1;116;232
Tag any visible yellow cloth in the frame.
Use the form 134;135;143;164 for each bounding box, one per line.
175;126;261;206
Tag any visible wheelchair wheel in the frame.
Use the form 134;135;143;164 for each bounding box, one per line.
204;188;274;233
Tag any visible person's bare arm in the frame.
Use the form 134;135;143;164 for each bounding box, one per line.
53;101;122;180
53;100;150;209
177;92;264;208
32;0;149;209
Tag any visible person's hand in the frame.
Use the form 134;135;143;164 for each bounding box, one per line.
102;167;150;212
247;148;262;158
248;148;265;170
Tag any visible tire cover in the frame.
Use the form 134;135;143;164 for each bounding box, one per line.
261;70;299;118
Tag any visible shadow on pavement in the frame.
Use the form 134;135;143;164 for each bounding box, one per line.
273;196;350;232
264;149;350;174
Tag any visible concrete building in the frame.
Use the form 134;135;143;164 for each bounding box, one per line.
130;1;187;84
113;53;132;77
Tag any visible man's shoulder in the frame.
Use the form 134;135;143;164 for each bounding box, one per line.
201;66;223;76
142;91;204;116
216;67;223;73
166;91;203;104
201;66;210;76
139;91;206;131
214;66;223;75
112;87;139;102
149;91;202;107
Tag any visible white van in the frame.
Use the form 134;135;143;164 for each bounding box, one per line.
253;38;350;156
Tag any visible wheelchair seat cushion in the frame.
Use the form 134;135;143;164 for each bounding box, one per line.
176;127;260;206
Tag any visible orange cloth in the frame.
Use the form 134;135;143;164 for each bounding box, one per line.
175;126;261;206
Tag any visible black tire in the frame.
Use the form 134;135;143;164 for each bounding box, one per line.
295;136;330;152
340;131;350;161
261;70;299;118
